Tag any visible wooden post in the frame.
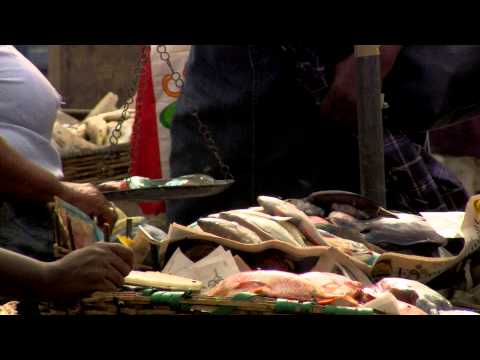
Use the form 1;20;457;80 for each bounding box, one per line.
48;45;142;109
355;45;386;207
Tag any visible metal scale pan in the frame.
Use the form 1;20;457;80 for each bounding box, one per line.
102;179;235;202
102;46;235;203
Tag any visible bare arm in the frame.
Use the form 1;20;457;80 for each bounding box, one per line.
0;243;134;302
0;136;69;203
0;247;50;299
319;45;403;131
0;137;116;226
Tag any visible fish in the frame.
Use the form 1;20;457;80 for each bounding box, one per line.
312;233;381;265
321;214;386;253
207;270;361;304
331;203;370;220
197;218;262;244
317;220;364;242
257;196;331;247
300;272;363;301
361;214;447;248
228;209;292;222
365;277;452;314
328;211;363;230
396;301;428;315
218;211;299;246
306;190;398;219
286;199;325;217
309;216;329;225
278;221;307;247
227;209;306;247
328;211;447;250
248;206;267;213
207;270;326;303
361;292;427;315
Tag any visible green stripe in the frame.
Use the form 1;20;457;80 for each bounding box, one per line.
321;305;376;315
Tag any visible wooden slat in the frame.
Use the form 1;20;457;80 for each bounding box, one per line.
61;143;131;183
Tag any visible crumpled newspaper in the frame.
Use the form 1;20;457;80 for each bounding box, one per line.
420;211;465;239
162;246;241;294
371;195;480;283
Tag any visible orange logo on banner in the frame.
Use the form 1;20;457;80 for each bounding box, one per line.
162;74;182;98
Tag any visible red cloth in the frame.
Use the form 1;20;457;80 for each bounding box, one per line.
131;49;165;215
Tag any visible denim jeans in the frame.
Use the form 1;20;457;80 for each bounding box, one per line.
166;46;363;225
166;46;469;225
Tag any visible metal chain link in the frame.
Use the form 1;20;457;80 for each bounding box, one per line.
155;45;234;180
109;45;149;148
105;45;149;185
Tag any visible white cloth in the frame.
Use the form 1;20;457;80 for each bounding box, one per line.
0;45;63;178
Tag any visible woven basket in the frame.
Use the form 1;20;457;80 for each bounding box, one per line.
61;143;130;184
38;290;379;316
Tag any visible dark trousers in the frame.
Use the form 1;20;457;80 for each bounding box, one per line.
166;46;468;225
0;201;55;261
166;46;367;225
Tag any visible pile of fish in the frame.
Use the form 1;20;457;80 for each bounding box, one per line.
162;192;480;314
195;195;342;248
208;270;476;315
194;192;449;260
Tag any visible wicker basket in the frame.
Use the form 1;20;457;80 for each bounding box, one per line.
61;143;130;184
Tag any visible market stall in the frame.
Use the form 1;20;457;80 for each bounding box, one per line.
3;45;480;316
21;189;480;316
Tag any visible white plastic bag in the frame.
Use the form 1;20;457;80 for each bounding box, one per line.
150;45;191;180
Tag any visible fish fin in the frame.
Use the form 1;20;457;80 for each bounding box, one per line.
315;298;337;305
318;295;359;307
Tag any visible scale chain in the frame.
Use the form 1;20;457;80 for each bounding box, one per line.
105;45;234;183
106;45;149;186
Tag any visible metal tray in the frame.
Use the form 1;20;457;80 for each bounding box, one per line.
103;179;234;202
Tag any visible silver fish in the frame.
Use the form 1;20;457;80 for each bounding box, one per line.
278;221;307;247
248;207;267;213
219;211;298;246
331;203;370;220
236;209;306;247
330;211;447;248
197;218;262;244
229;209;292;222
258;196;330;247
286;199;325;217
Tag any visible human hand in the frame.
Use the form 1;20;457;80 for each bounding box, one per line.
319;54;358;131
60;181;117;227
319;46;402;131
43;242;134;302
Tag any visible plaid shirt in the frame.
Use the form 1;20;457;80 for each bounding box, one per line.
290;46;469;212
383;130;468;212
